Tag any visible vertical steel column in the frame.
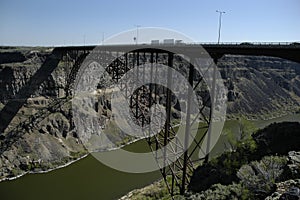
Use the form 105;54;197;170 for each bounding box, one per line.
180;61;194;194
130;52;134;108
142;52;146;126
135;52;140;120
155;52;159;152
65;51;69;93
116;51;119;82
205;58;218;163
148;52;154;138
163;53;173;176
125;53;128;98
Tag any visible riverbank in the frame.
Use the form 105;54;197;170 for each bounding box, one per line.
0;153;89;183
0;134;151;183
119;179;168;200
0;140;162;200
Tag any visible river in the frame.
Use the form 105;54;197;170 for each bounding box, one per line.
0;114;299;200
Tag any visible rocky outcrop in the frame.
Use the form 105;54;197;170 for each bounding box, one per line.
285;151;300;180
218;55;300;118
0;47;66;103
266;179;300;200
0;97;87;179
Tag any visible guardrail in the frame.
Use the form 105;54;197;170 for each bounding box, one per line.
55;42;300;49
190;42;299;46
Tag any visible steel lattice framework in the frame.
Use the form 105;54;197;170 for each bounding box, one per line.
63;47;213;197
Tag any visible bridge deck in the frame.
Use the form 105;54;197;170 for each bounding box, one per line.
55;43;300;63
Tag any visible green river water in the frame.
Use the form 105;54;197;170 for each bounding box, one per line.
0;114;299;200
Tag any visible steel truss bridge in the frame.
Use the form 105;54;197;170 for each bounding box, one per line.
0;43;299;198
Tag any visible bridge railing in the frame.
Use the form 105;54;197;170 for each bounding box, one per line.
190;42;297;46
54;42;300;51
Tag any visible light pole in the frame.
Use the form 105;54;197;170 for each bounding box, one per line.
83;34;86;46
134;25;141;45
102;32;105;45
216;10;225;44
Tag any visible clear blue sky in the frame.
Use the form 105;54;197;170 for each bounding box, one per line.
0;0;299;46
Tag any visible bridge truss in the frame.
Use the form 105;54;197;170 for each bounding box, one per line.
62;47;213;197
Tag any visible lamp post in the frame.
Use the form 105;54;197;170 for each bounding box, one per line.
102;32;105;45
83;34;86;46
216;10;225;44
134;25;141;45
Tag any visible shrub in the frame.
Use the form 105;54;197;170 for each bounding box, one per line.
186;183;251;200
189;138;258;192
253;122;300;155
237;156;287;198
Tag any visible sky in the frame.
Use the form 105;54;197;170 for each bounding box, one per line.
0;0;299;46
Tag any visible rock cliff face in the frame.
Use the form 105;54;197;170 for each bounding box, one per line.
218;55;300;118
0;47;299;179
0;47;85;179
0;47;67;102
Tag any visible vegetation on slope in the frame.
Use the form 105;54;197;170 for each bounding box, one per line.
125;122;300;200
